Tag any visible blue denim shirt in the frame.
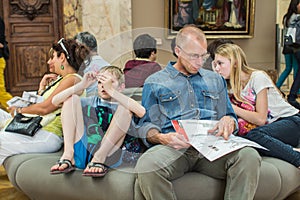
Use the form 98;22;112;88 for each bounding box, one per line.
138;61;237;146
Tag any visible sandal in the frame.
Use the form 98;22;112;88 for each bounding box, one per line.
50;159;75;175
82;162;109;177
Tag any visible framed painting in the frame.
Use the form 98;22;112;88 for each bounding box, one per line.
165;0;255;39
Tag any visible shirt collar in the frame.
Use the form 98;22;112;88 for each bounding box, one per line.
97;97;119;107
166;61;203;78
135;57;151;62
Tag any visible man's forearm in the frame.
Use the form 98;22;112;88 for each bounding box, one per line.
146;128;162;144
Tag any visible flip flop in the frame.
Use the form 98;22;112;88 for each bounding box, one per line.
82;162;109;177
50;159;75;175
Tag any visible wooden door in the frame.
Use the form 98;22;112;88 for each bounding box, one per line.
1;0;64;96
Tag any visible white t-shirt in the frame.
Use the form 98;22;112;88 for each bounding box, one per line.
241;71;298;123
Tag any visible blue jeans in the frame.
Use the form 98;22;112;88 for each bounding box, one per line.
276;53;298;89
134;145;261;200
243;113;300;167
288;51;300;97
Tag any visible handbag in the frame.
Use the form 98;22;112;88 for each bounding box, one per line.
282;44;294;54
5;113;42;136
284;17;300;48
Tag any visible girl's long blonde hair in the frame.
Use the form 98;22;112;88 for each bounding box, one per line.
214;43;256;103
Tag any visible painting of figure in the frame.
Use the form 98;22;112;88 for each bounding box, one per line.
167;0;255;38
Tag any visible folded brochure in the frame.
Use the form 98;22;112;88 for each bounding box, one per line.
7;91;44;107
171;119;267;161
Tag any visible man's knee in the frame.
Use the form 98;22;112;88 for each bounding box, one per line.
237;147;261;166
226;147;261;169
135;149;160;174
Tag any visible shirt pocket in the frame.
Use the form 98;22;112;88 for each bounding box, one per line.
201;90;220;111
158;91;181;119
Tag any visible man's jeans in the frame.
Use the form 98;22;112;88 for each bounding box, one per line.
134;145;261;200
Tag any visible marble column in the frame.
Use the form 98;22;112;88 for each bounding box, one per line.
63;0;83;38
63;0;133;68
82;0;133;67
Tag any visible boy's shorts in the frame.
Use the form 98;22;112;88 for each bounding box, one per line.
74;132;124;169
74;133;89;169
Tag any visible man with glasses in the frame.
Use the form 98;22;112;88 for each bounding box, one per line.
134;25;261;200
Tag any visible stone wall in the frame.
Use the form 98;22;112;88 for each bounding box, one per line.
63;0;133;68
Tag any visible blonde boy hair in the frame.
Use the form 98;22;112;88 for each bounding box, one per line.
99;66;125;85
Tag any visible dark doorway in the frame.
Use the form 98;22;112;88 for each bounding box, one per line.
0;0;64;96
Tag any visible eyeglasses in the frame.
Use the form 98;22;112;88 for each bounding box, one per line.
57;38;70;59
178;46;210;62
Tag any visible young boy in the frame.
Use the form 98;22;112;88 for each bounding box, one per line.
50;66;145;177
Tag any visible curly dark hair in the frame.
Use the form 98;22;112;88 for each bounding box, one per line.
51;38;90;72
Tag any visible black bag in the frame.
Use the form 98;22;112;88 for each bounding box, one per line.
282;44;294;54
5;113;42;136
284;18;300;47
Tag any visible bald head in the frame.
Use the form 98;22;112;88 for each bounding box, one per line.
176;25;207;49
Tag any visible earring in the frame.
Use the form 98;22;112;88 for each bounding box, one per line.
60;65;64;70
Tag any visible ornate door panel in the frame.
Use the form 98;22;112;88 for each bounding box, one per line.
1;0;63;96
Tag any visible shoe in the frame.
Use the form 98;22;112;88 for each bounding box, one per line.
82;162;109;177
287;98;300;110
50;159;75;175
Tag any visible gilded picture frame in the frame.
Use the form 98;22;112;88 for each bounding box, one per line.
165;0;255;39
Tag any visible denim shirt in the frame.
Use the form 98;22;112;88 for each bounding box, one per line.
138;61;237;146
